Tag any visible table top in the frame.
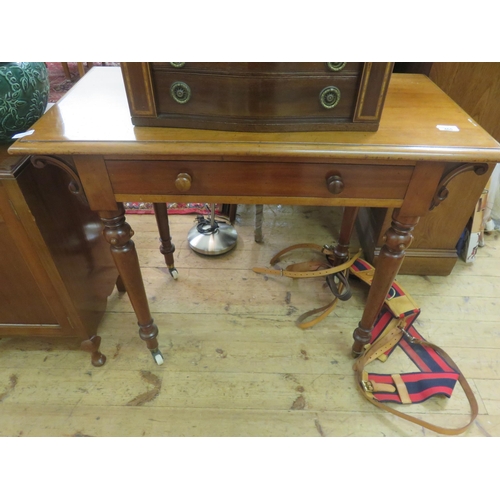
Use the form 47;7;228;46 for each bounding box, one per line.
8;67;500;164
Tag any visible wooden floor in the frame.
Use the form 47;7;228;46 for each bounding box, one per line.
1;204;499;437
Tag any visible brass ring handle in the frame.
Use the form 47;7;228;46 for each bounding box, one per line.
319;86;341;109
175;173;192;192
170;81;191;104
326;62;346;72
326;175;344;194
170;63;185;68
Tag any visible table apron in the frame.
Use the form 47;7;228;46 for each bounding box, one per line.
105;160;414;206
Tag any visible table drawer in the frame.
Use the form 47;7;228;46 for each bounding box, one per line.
153;72;360;119
106;160;413;201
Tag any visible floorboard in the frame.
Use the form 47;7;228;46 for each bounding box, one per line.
1;204;499;438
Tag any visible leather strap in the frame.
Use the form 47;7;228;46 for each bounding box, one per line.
326;271;352;301
269;243;328;265
353;325;479;435
391;373;412;404
253;246;360;328
295;297;340;329
252;249;361;279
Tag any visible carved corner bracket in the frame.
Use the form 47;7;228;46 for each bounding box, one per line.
430;163;489;210
31;155;88;205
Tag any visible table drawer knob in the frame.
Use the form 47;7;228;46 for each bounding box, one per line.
326;175;344;194
170;81;191;104
320;86;341;109
326;62;347;72
175;173;192;192
170;63;185;68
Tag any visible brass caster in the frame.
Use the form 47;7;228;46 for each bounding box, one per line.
151;348;164;365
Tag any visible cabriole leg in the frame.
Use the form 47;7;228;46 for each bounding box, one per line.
81;335;106;367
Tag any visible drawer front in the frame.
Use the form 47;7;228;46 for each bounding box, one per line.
106;161;413;201
153;72;360;119
152;62;363;75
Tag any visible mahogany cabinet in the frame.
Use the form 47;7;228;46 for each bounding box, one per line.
356;166;490;275
357;64;500;275
0;146;118;363
121;62;394;132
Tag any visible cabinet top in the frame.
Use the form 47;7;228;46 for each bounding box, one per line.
8;67;500;163
1;146;26;179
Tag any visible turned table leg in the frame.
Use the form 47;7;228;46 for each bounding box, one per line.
255;204;264;243
351;210;419;356
116;274;127;293
100;204;164;365
332;207;359;266
320;207;360;302
153;202;178;279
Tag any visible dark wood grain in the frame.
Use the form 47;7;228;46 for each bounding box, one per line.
151;62;363;74
357;162;493;275
121;62;393;132
105;160;414;201
153;73;359;118
0;146;118;364
8;67;500;360
100;205;159;352
429;62;500;142
17;158;119;338
353;213;419;356
356;62;500;275
0;203;58;326
153;202;176;271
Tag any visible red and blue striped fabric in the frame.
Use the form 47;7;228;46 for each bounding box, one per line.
367;315;460;404
355;258;460;405
367;372;460;403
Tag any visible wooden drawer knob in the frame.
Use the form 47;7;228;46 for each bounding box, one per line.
326;175;344;194
175;173;192;192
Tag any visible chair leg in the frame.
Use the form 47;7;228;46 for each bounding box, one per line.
221;204;237;223
61;62;72;81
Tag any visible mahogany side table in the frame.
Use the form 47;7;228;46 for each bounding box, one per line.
9;67;500;364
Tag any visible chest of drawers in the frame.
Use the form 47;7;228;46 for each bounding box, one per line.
120;62;394;132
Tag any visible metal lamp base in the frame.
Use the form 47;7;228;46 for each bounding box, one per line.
188;220;237;255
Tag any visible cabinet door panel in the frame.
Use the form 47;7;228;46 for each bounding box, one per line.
0;220;57;325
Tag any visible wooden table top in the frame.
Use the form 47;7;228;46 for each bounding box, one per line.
8;67;500;163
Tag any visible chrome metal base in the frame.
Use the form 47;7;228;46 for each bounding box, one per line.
188;220;237;255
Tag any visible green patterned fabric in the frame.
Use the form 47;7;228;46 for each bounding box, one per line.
0;62;49;143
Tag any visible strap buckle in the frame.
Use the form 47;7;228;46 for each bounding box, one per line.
386;287;397;301
361;380;374;392
401;327;417;343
